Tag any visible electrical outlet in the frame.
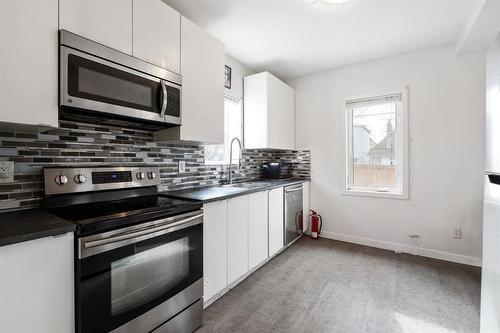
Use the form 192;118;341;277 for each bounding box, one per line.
178;161;186;173
453;228;462;239
0;161;14;183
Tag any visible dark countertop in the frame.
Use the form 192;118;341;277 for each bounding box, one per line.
161;179;309;203
0;209;76;247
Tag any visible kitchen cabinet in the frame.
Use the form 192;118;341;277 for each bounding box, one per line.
203;200;228;301
133;0;180;74
202;185;288;304
59;0;133;54
154;16;225;143
248;191;269;270
303;181;310;232
244;72;295;149
0;233;74;333
268;186;285;257
0;0;58;127
227;195;249;285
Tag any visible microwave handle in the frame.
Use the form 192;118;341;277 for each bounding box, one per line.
160;80;168;118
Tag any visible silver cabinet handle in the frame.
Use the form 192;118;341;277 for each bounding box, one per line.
84;213;203;250
160;80;168;118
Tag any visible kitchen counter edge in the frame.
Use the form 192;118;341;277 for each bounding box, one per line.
162;179;310;203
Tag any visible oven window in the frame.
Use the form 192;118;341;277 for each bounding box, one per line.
67;54;161;113
77;222;202;333
111;237;189;315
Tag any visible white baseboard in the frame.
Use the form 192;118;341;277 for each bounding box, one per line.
320;231;482;267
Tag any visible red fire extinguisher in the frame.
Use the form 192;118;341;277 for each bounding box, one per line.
310;210;322;240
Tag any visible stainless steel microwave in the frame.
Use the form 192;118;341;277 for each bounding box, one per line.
59;30;181;129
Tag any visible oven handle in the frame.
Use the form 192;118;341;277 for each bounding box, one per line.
160;80;168;118
81;213;203;256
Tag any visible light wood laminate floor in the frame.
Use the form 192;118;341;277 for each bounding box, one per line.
198;237;481;333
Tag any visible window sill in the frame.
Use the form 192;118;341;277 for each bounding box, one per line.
342;189;409;200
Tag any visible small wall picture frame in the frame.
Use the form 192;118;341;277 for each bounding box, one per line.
224;65;232;89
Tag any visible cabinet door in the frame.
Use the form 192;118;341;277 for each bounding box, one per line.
268;187;284;257
248;191;268;270
0;0;58;127
0;233;74;333
244;72;269;149
203;200;228;301
268;74;295;150
133;0;180;73
59;0;132;54
227;195;249;284
155;16;224;143
303;181;310;232
243;72;295;149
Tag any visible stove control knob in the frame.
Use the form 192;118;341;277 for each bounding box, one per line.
74;174;87;184
136;172;146;180
147;172;156;180
55;175;69;186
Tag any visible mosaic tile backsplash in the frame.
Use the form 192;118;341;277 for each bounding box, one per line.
0;120;310;211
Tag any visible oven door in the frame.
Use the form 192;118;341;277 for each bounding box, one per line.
76;210;203;333
60;46;181;126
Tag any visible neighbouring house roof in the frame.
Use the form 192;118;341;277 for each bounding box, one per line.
367;134;394;158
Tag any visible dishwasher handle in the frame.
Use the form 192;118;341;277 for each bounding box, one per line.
285;185;303;193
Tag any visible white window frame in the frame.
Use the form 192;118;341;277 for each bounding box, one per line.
205;95;243;165
344;87;410;200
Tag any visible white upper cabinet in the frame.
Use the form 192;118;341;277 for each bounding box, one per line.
133;0;180;73
0;0;58;127
59;0;133;54
244;72;295;150
154;16;225;143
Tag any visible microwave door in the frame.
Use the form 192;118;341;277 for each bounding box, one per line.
60;47;166;124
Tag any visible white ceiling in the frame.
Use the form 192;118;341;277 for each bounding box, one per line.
165;0;478;80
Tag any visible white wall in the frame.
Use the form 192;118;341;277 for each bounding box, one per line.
225;54;255;100
480;35;500;333
288;44;485;265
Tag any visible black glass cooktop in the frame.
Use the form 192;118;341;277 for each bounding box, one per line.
46;194;202;236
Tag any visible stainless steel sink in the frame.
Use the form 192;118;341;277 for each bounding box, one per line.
221;182;271;189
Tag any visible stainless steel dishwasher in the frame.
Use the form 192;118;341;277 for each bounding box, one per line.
284;183;303;246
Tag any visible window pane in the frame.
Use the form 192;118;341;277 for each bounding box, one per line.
205;144;225;163
205;97;242;164
225;98;242;164
351;101;400;190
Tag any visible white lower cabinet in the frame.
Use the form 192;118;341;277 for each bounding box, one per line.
203;186;285;304
248;191;269;270
227;195;249;285
0;233;74;333
303;181;310;232
203;200;228;301
268;187;285;257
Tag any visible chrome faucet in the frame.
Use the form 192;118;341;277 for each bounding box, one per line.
228;137;242;184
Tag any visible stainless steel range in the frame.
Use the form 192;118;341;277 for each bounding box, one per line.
42;166;203;333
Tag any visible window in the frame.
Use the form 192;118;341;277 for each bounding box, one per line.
205;96;243;165
346;90;409;198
